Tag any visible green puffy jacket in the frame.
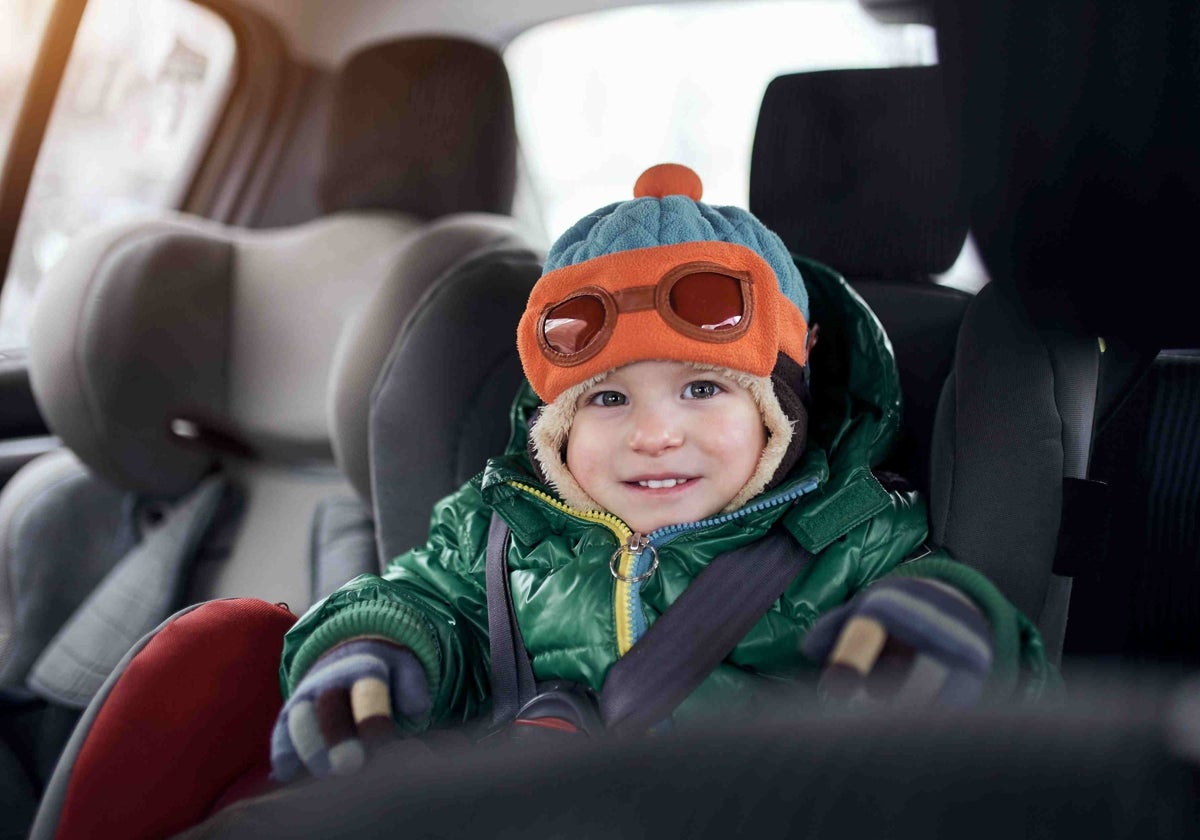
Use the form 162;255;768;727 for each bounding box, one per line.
281;256;1051;728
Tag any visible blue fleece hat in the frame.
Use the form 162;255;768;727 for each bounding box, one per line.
544;179;808;323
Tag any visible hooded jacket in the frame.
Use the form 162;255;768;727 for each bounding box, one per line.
280;256;1050;729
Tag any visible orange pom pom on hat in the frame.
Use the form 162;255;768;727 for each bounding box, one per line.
518;164;813;514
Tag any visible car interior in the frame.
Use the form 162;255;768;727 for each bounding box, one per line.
0;0;1198;837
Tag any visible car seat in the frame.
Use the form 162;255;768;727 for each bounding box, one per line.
929;1;1200;667
25;234;544;840
0;34;530;836
750;65;976;495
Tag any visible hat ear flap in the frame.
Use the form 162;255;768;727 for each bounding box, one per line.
765;353;810;489
526;376;607;513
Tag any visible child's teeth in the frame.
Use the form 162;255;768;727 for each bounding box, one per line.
639;478;686;488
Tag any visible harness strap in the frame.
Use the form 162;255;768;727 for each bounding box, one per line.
599;529;810;736
486;512;810;734
485;514;535;725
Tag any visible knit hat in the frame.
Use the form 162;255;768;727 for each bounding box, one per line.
518;164;812;513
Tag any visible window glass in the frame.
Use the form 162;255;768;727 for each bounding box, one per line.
506;0;935;240
0;0;56;165
0;0;235;350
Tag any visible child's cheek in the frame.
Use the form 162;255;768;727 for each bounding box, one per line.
704;408;767;456
565;428;607;496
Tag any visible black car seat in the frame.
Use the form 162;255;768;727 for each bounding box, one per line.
26;236;544;840
750;65;976;495
0;34;531;834
929;1;1200;668
348;246;543;564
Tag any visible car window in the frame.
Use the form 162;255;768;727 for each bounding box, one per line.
0;0;235;350
505;0;936;239
0;0;55;165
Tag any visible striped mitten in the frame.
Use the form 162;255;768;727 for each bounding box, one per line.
801;577;994;708
271;639;430;782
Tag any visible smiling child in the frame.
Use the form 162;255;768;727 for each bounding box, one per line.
270;164;1050;781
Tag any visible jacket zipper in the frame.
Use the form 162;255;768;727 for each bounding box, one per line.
505;476;820;656
504;482;642;654
628;477;821;642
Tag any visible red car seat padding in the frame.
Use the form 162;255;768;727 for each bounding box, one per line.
54;599;295;840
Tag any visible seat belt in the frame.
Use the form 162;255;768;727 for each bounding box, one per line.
26;475;228;709
485;513;537;725
485;513;811;734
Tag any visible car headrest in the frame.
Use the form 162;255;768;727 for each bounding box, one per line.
367;245;541;562
318;36;517;219
28;213;417;497
326;214;541;506
750;66;967;278
935;2;1200;346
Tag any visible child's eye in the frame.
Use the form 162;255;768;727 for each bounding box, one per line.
683;381;723;400
588;390;627;407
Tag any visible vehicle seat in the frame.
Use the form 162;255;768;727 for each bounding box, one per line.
750;65;976;494
26;233;545;840
0;34;526;831
929;2;1200;667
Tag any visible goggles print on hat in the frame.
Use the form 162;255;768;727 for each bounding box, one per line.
540;262;752;361
518;164;810;404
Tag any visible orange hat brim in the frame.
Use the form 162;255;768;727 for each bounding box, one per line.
518;241;809;403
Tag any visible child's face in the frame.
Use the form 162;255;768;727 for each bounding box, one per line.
565;360;765;533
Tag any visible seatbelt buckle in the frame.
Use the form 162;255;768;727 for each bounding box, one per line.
509;681;604;739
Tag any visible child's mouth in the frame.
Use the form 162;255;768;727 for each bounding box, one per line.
627;476;696;490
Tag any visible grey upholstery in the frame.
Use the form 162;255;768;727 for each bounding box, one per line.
0;36;530;834
0;451;137;696
328;214;539;505
930;3;1200;665
309;496;376;603
370;247;543;564
8;33;531;619
27;475;227;708
28;213;415;497
929;283;1100;660
751;66;966;277
319;37;516;219
750;66;975;494
18;210;418;619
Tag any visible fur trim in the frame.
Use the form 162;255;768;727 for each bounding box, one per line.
529;372;609;512
720;367;796;511
528;363;796;517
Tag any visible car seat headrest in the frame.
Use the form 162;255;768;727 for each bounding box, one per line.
318;36;517;219
750;66;967;278
28;214;416;497
326;215;540;504
367;246;541;561
935;2;1200;347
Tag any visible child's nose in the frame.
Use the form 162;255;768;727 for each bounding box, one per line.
627;406;684;455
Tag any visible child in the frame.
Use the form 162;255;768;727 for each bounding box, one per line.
270;164;1050;780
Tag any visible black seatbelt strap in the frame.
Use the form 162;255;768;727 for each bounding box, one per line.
485;514;536;725
486;512;810;734
598;528;809;736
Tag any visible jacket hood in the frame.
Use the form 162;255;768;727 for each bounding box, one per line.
501;253;901;492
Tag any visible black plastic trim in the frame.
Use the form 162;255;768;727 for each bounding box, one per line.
0;0;88;288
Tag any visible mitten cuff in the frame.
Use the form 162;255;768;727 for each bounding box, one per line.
287;602;441;702
885;556;1024;695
